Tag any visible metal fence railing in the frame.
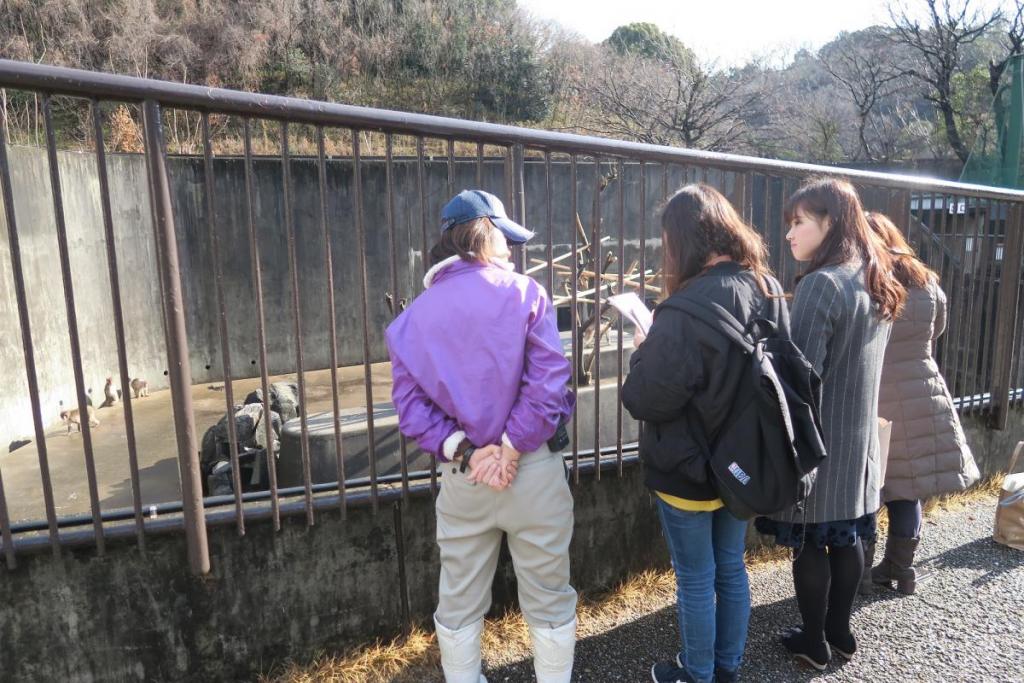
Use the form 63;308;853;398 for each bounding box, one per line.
0;59;1022;575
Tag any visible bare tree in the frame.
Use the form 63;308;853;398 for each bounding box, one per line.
889;0;1002;162
821;28;906;161
580;48;757;151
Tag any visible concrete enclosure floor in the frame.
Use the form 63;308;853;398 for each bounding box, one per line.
0;362;395;524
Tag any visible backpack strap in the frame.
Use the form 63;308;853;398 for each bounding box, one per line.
666;296;756;354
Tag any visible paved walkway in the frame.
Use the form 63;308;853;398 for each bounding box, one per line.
485;497;1023;683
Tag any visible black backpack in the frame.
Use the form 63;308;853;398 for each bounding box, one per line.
671;279;827;519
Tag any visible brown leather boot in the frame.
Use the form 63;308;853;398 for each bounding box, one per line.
871;536;920;595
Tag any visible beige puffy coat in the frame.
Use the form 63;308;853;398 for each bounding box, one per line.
878;281;980;502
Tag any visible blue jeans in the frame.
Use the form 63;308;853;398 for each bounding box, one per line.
657;499;751;683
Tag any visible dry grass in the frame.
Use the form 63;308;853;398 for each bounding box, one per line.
261;570;678;683
262;480;1003;683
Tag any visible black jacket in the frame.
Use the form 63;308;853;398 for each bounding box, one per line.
621;262;788;500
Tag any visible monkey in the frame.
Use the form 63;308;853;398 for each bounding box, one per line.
130;378;149;399
102;377;121;408
60;406;99;434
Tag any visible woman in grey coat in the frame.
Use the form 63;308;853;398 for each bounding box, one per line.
756;178;906;671
864;212;980;595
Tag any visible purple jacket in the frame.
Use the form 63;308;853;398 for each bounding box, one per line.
385;256;575;461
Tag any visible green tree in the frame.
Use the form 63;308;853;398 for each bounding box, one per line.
604;22;694;64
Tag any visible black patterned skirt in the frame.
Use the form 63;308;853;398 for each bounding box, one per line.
754;512;877;549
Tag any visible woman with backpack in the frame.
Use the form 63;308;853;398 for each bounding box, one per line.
386;190;578;683
863;211;979;595
622;184;787;683
755;178;906;671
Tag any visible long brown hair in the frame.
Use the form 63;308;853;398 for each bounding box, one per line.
661;183;774;296
783;177;906;320
429;217;501;267
864;211;938;290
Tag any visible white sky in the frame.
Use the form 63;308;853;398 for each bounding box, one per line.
517;0;999;66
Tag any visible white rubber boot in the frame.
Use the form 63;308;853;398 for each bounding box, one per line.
434;616;487;683
530;618;576;683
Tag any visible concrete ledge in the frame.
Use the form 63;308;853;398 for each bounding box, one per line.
0;463;665;682
2;406;1019;681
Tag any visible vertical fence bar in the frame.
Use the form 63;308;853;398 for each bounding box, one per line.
591;157;603;479
200;112;244;536
990;202;1024;429
242;118;281;531
504;146;517;269
385;133;411;501
747;171;755;223
352;129;379;512
416;137;438;497
446;138;455;197
316;127;348;517
0;103;58;557
570;154;579;483
731;171;749;222
43;95;105;555
764;175;780;276
476;142;484;188
544;152;554;298
504;146;514;207
281;122;315;526
616;158;625;476
513;143;527;274
93;100;147;548
902;192;914;254
931;192;951;369
141;100;208;573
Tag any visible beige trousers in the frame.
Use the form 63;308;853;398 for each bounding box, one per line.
434;445;577;631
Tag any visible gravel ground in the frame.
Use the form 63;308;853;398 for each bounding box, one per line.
483;497;1024;683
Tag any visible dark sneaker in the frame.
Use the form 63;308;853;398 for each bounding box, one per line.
670;653;738;682
780;627;831;671
651;661;697;683
714;666;739;682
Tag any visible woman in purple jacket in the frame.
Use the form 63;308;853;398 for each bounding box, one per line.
385;190;577;683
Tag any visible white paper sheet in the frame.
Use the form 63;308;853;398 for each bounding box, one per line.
606;292;654;336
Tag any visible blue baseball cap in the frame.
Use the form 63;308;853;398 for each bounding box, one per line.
440;190;535;244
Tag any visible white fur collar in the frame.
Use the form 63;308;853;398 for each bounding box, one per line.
423;255;512;289
423;255;463;289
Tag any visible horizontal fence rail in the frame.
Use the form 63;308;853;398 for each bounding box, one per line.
0;59;1022;574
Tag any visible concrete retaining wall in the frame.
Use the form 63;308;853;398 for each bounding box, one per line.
1;145;718;443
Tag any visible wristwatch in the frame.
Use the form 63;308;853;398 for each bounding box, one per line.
455;438;476;473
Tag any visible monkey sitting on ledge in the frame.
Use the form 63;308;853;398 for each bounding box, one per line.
102;377;122;408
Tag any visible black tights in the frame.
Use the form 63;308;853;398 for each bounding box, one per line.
792;542;864;649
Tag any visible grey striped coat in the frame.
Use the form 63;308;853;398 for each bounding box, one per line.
776;261;892;524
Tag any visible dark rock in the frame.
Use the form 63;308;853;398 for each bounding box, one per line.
244;381;300;422
200;403;276;475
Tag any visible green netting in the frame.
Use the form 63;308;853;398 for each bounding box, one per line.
960;55;1024;189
